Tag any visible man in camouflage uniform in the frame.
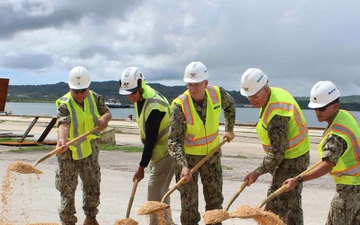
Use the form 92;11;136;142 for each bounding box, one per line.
284;81;360;225
240;68;310;225
56;66;112;225
168;61;236;225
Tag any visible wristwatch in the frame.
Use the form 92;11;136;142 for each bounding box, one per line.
297;176;304;183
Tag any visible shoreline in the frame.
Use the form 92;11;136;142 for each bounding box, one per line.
0;114;333;225
0;114;327;130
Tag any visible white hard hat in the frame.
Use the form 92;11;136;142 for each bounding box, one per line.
183;61;209;83
308;81;340;108
119;67;145;95
68;66;91;89
240;68;268;96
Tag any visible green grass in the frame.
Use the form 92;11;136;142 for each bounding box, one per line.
223;154;247;159
222;165;233;170
0;137;54;152
99;144;142;152
9;145;54;152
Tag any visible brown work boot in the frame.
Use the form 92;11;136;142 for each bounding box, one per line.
83;216;99;225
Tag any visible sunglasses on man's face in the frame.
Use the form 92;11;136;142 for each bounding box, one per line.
314;105;328;112
72;88;87;94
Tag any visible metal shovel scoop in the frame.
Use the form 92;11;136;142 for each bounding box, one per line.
8;126;99;174
138;138;228;215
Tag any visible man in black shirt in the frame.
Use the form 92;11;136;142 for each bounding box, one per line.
119;67;175;224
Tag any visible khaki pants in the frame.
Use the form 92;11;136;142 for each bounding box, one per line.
148;154;176;225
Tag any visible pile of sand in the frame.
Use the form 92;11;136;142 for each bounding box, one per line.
137;201;169;215
254;211;285;225
1;163;42;224
7;162;42;174
230;205;285;225
203;209;230;224
230;205;263;218
113;218;138;225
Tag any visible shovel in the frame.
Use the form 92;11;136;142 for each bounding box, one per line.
138;138;228;215
225;179;249;211
8;126;99;174
113;179;140;225
232;160;323;219
126;179;139;218
33;126;100;167
203;179;249;224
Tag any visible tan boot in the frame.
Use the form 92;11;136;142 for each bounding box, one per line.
83;216;99;225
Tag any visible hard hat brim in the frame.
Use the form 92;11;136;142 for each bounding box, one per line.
308;102;327;109
119;86;140;95
119;87;133;95
183;75;209;83
240;88;257;97
68;82;91;90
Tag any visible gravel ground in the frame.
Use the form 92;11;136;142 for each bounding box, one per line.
0;116;335;225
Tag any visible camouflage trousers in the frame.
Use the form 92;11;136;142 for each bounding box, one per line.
55;143;101;225
148;154;176;225
265;152;309;225
175;150;223;225
325;184;360;225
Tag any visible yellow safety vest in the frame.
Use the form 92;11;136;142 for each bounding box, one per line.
318;110;360;185
172;86;221;156
56;91;100;160
135;84;171;162
256;87;310;159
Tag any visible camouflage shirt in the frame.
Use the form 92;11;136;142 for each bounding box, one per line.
168;87;236;167
322;111;360;193
57;91;109;126
254;115;291;175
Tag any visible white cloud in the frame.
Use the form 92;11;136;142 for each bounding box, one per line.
0;0;360;96
276;9;304;25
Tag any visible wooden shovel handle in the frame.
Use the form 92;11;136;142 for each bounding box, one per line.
126;179;139;218
225;179;249;212
160;138;228;203
33;126;100;167
257;160;322;208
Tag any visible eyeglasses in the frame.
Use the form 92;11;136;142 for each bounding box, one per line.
72;88;87;94
314;105;328;112
248;88;265;100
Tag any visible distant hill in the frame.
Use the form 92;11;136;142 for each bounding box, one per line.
6;81;360;111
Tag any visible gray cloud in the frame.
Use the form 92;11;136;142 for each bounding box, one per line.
0;0;359;96
0;54;54;69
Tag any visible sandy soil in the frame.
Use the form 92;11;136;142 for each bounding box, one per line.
0;116;334;225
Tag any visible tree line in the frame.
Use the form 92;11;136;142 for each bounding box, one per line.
6;81;360;111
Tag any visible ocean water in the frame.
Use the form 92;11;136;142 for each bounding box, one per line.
4;102;360;128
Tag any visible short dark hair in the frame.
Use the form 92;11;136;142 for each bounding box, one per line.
329;98;339;105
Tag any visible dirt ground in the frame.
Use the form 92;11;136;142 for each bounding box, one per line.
0;116;335;225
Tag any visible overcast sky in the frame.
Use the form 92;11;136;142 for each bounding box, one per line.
1;0;359;97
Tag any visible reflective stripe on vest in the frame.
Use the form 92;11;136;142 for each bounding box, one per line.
56;91;100;159
318;110;360;185
136;85;171;162
257;87;310;159
173;86;221;155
